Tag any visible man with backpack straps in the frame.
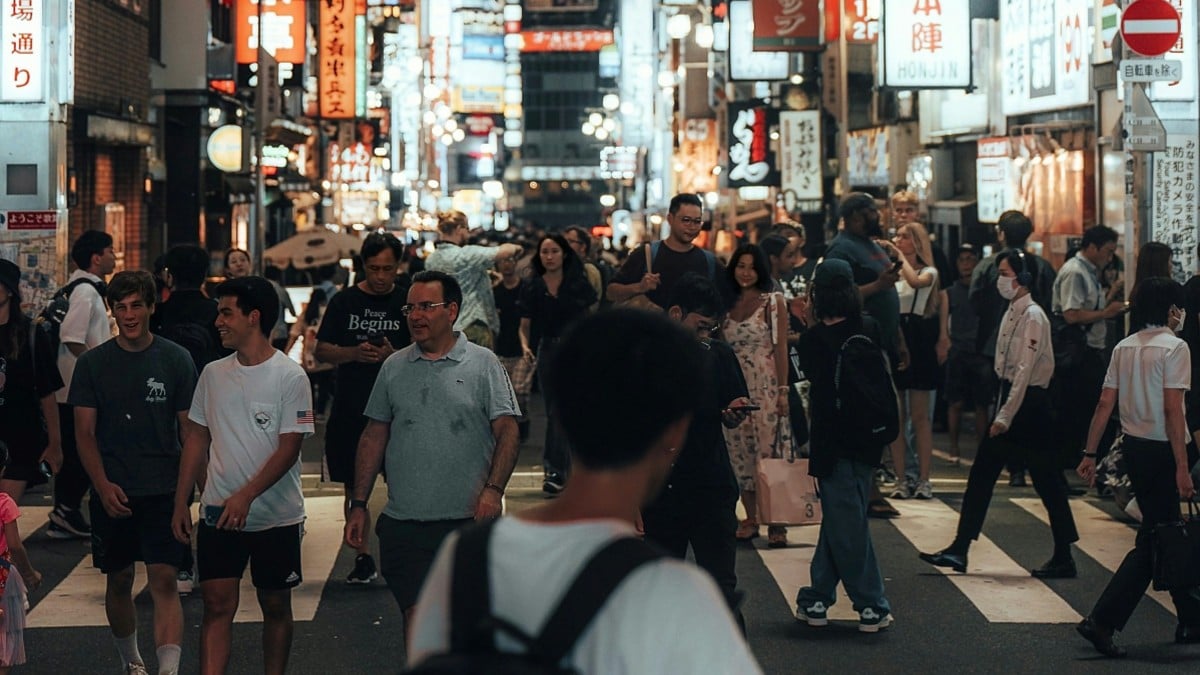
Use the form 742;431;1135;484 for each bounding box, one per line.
791;258;896;633
406;310;760;673
151;245;226;374
47;230;116;540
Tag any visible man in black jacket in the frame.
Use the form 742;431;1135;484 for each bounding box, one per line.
152;245;225;374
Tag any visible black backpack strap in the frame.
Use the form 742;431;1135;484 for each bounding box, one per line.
529;537;663;667
448;519;498;653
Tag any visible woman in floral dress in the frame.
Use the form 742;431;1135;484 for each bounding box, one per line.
722;244;792;548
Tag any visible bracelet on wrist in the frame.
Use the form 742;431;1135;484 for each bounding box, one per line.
349;499;369;511
1082;452;1097;459
484;482;505;496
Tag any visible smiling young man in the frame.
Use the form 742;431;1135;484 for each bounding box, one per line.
69;270;197;675
173;276;314;675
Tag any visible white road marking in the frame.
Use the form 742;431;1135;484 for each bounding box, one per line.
1012;498;1175;616
18;505;52;537
889;499;1081;623
755;525;859;622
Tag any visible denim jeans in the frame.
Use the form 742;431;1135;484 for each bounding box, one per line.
901;389;935;483
796;458;890;614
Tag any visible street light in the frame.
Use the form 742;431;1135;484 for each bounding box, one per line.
602;94;620;111
666;13;692;40
599;194;617;207
694;23;714;48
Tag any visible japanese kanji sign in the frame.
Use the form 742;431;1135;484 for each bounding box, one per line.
879;0;971;88
976;137;1017;224
844;0;880;44
676;119;719;194
5;211;57;230
236;0;306;65
726;100;779;189
0;0;44;101
518;30;613;52
1150;133;1200;282
318;0;357;119
1001;0;1092;115
751;0;823;52
778;111;822;201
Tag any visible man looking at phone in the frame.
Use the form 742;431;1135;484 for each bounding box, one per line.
173;276;315;675
642;273;752;630
70;271;196;675
315;233;412;585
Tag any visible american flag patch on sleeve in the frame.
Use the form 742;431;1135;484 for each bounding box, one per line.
296;410;315;424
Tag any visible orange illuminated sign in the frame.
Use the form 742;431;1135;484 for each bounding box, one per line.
236;0;307;65
519;30;614;52
319;0;356;119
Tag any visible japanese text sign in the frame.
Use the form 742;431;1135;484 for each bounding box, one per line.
5;210;56;230
1150;133;1200;281
1150;0;1195;101
519;30;613;52
1001;0;1092;115
319;0;357;119
778;111;822;200
752;0;823;52
729;1;789;81
845;0;879;43
976;137;1016;223
236;0;306;65
880;0;971;88
727;100;779;188
1;0;44;101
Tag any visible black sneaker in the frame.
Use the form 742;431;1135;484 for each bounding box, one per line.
49;506;91;538
542;475;565;496
346;554;378;584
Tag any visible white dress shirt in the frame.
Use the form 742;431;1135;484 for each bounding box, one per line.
1104;326;1191;442
993;293;1055;429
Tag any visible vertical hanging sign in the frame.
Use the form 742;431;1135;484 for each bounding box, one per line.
319;0;356;119
727;99;779;188
778;110;822;200
1;0;45;101
751;0;823;51
879;0;972;88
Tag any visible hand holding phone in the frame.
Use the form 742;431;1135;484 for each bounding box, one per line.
203;505;226;527
726;404;761;413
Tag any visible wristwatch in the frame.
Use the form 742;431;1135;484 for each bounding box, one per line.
349;499;369;511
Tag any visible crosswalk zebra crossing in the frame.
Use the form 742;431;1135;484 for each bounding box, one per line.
751;493;1170;625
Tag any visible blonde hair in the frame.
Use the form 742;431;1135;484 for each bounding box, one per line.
900;221;934;269
437;210;469;235
891;190;919;207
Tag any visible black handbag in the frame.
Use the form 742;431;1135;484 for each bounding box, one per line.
1152;500;1200;591
1050;311;1088;371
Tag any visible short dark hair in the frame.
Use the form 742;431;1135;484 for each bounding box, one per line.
71;230;113;270
549;309;708;470
1082;224;1119;250
411;270;463;309
215;276;279;337
165;244;211;288
838;192;876;223
668;273;723;318
812;277;861;321
996;248;1031;287
759;234;790;261
726;244;774;292
106;270;157;308
668;193;703;214
361;232;405;263
997;211;1034;248
1133;276;1183;327
564;226;592;249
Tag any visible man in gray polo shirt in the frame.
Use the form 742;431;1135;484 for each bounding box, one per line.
344;269;520;641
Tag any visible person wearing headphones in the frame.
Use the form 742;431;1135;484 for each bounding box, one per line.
919;249;1079;579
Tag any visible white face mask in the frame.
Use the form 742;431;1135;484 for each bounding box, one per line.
996;275;1018;300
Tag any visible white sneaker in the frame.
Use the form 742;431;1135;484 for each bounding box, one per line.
889;480;912;499
125;663;150;675
914;480;933;500
795;601;829;627
858;607;893;633
177;569;194;595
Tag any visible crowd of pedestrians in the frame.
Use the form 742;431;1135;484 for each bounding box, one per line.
0;189;1198;671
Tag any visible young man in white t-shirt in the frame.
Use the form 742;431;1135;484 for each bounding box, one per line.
407;309;761;674
172;276;314;675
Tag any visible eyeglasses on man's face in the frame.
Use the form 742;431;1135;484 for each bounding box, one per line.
400;301;450;316
676;216;704;226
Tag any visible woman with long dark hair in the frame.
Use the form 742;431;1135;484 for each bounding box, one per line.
1128;241;1173;333
518;234;597;494
0;259;63;501
722;244;792;547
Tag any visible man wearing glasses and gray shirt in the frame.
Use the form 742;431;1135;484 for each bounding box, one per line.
607;193;726;310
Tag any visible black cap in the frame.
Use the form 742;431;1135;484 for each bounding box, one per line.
956;243;979;256
0;258;20;297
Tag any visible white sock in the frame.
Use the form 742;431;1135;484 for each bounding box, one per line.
114;630;142;667
156;644;182;675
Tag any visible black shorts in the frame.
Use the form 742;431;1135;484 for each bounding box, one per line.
90;493;189;574
944;348;995;407
324;410;368;487
196;522;303;590
376;516;472;610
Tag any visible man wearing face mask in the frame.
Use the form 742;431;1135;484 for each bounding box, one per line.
920;249;1080;579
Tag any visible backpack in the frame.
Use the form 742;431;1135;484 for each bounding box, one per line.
34;278;105;354
157;321;221;374
834;334;900;453
406;520;663;675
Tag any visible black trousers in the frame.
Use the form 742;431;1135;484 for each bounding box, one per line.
642;485;744;631
1056;347;1108;465
1092;437;1200;630
55;403;90;511
538;338;570;479
956;386;1079;550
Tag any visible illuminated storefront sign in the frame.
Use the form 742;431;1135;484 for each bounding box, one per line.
676;119;718;194
236;0;305;64
778;111;821;201
207;125;245;173
845;0;880;43
880;0;971;88
1001;0;1091;115
519;29;613;52
726;100;779;188
1;0;44;101
728;1;788;81
318;0;357;119
976;137;1016;224
751;0;822;51
846;127;890;187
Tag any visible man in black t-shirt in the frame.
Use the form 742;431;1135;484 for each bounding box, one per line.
607;193;727;309
152;245;227;373
314;233;412;585
643;274;751;631
492;254;532;439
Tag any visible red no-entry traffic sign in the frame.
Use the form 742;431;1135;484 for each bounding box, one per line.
1120;0;1182;57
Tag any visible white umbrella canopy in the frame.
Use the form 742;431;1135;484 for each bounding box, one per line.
264;230;365;269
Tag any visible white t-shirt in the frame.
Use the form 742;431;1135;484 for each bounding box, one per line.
188;351;314;531
56;270;113;404
1104;326;1191;442
895;266;938;316
408;518;762;675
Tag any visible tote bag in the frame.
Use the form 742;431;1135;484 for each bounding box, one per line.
756;422;822;526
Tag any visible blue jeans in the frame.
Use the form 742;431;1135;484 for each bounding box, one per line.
902;390;935;483
796;459;891;614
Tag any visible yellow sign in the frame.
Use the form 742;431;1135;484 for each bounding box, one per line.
207;125;244;173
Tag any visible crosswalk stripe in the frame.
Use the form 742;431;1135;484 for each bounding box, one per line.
754;525;859;622
888;499;1082;623
1011;498;1176;616
17;505;52;537
27;496;345;628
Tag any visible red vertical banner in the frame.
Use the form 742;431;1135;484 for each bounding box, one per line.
826;0;841;43
752;0;824;52
319;0;356;119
